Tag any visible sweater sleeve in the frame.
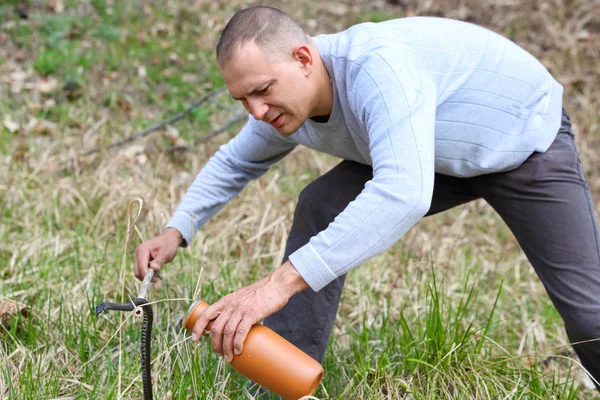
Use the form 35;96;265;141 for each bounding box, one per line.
165;116;297;247
289;49;437;291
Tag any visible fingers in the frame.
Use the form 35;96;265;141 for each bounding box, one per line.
134;244;150;281
191;301;247;362
134;234;180;281
148;258;163;283
209;307;235;359
192;303;222;346
232;318;252;356
221;312;244;362
134;243;162;281
189;281;282;363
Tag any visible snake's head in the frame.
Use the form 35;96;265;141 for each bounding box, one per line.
94;304;108;315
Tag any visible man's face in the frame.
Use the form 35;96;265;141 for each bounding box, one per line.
219;41;314;136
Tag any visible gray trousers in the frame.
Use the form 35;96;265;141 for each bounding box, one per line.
255;111;600;396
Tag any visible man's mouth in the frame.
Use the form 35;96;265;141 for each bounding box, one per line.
270;114;283;128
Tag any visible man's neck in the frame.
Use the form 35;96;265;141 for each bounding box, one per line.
310;51;334;119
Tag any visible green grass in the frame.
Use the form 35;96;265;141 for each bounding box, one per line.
0;247;583;399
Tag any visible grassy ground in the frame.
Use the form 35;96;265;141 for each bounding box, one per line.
1;0;599;398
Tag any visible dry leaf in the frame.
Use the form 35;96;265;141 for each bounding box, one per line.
119;144;147;165
43;98;56;109
182;73;196;83
39;77;59;94
151;23;169;37
10;70;28;94
26;101;41;111
326;4;348;16
165;125;187;146
166;125;179;137
25;117;38;131
0;298;28;326
10;71;28;82
34;120;57;136
117;97;132;113
3;116;19;133
48;0;64;13
15;49;27;62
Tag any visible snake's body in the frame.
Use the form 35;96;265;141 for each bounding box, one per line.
95;298;154;400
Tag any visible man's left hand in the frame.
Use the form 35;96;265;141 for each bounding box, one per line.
191;260;309;362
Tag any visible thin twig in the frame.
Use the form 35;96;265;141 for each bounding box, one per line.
486;336;600;367
82;86;228;156
167;111;248;153
539;348;576;367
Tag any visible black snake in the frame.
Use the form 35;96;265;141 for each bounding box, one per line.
95;269;156;400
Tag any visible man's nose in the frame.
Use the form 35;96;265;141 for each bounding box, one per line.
246;98;269;121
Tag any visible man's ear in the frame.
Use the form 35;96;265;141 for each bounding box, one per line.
292;44;313;77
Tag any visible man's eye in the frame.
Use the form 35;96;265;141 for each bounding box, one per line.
258;86;271;95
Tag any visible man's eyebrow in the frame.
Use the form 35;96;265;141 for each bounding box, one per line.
231;80;274;101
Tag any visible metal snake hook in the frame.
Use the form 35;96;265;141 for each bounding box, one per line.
95;268;156;400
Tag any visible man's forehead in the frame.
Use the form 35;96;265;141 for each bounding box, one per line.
228;40;271;65
222;44;271;72
220;44;277;96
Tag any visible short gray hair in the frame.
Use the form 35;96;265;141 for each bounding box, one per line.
216;6;309;66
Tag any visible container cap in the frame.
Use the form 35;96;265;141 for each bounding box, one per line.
183;299;205;331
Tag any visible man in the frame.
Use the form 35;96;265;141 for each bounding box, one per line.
134;6;600;393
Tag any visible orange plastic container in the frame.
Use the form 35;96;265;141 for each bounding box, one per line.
183;299;324;400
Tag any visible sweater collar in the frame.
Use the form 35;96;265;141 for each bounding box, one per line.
308;35;341;129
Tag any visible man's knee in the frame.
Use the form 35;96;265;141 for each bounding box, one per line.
297;180;324;211
565;313;600;347
295;180;338;225
294;160;371;224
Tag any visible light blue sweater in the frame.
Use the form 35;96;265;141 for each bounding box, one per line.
166;17;564;292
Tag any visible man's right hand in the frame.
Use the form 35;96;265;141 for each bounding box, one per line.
134;228;183;281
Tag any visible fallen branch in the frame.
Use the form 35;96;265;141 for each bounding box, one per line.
167;111;248;153
82;86;229;156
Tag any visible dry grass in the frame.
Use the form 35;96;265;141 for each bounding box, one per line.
1;0;599;398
